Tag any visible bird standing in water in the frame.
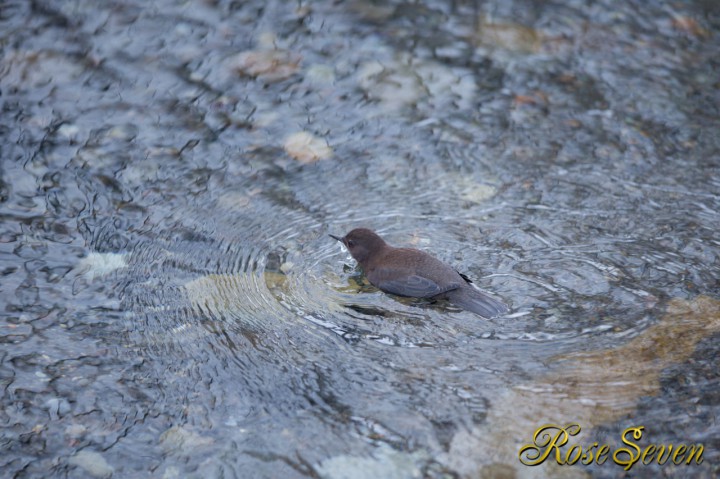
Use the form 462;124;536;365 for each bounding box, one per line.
330;228;508;318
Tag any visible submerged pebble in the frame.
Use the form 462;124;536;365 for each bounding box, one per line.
68;450;114;478
316;444;426;479
159;426;214;454
75;253;128;281
284;132;333;163
228;49;301;82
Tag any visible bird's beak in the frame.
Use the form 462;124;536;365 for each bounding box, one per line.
329;234;344;244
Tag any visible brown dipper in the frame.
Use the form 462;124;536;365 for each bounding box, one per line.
330;228;508;318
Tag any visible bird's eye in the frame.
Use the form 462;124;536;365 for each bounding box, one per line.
347;239;355;247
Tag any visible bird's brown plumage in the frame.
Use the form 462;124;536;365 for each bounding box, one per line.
331;228;508;318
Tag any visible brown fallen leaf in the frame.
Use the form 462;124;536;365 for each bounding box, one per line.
475;18;542;53
671;15;709;38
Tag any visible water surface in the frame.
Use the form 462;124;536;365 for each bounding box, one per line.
1;1;719;478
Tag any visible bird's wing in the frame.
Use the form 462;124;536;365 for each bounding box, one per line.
371;269;461;298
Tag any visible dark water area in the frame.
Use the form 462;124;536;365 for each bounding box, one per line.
1;1;719;478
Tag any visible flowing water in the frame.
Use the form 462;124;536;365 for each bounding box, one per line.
1;1;719;478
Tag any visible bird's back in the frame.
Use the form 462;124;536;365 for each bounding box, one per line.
364;247;465;298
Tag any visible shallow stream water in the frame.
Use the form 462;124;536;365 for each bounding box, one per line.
1;1;719;478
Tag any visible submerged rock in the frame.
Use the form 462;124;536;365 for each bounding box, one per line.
442;295;720;478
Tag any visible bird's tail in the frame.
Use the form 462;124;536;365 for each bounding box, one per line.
446;286;508;318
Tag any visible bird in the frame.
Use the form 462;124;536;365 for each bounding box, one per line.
330;228;508;318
